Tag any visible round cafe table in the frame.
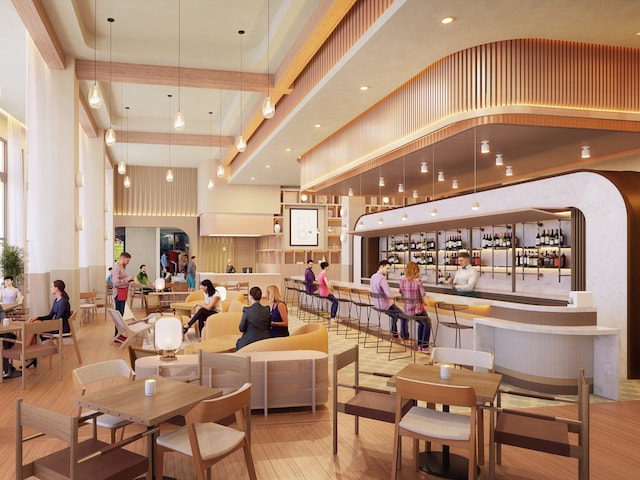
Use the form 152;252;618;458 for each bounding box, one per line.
184;334;240;354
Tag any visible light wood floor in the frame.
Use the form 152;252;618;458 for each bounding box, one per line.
1;307;639;479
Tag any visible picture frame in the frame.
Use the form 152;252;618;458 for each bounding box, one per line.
290;208;318;246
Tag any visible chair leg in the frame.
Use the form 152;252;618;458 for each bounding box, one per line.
390;430;400;480
477;408;485;465
155;445;165;480
243;442;258;480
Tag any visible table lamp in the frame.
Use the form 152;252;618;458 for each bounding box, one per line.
216;285;228;301
154;277;165;291
154;316;183;360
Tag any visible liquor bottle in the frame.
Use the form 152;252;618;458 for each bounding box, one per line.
523;251;529;266
549;229;556;246
559;229;565;246
560;252;566;268
553;251;559;268
516;251;521;266
544;229;550;245
457;235;462;249
535;232;540;247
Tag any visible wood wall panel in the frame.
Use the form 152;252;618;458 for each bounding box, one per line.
301;39;640;190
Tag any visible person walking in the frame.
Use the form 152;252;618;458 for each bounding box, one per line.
186;255;197;292
112;252;134;340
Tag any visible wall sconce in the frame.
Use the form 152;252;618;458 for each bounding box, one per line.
471;200;480;211
437;172;445;182
75;173;84;188
452;179;459;189
300;193;308;202
382;196;389;204
378;217;384;224
430;208;438;216
420;162;428;173
398;183;404;193
506;165;513;176
412;190;418;198
104;202;109;213
357;220;364;228
495;154;504;166
402;213;408;221
581;145;591;158
75;216;84;232
481;140;490;153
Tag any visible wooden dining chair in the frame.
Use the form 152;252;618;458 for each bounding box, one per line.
1;318;63;390
155;383;257;480
56;310;82;364
489;368;589;480
333;344;414;455
429;347;494;464
72;359;135;443
16;398;150;480
391;376;478;480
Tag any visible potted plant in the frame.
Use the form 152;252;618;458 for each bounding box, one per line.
0;243;25;289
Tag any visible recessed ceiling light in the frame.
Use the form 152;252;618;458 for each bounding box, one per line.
265;164;271;168
360;85;369;91
314;124;322;128
250;177;255;181
285;148;291;152
441;16;455;24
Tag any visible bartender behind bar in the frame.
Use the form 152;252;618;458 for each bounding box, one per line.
447;252;479;297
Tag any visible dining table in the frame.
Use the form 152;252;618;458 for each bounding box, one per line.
169;300;199;318
388;363;502;480
148;291;190;308
75;375;222;480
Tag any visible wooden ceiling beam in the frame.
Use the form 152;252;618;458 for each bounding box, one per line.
111;130;234;148
11;0;65;69
75;60;292;94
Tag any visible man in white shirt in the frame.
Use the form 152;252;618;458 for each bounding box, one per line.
448;252;479;297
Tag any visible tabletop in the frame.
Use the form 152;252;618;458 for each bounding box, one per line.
388;363;502;404
0;320;23;334
74;376;220;426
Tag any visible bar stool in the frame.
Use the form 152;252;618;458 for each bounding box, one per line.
370;292;401;354
333;286;354;336
434;301;471;348
283;278;299;315
348;288;372;343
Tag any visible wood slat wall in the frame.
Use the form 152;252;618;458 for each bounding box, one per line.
301;39;640;190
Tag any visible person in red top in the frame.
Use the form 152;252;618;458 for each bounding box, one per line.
318;261;338;320
112;252;134;340
399;261;431;352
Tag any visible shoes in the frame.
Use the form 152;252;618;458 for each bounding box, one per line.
183;326;189;335
23;358;37;369
418;346;430;354
115;335;127;343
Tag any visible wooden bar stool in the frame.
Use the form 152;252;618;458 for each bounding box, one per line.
434;301;471;348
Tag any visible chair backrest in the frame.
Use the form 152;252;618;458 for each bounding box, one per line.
333;344;359;383
80;291;97;301
395;375;477;408
186;290;205;303
108;308;128;332
199;312;242;339
185;382;252;426
199;351;251;389
73;359;133;387
145;294;161;314
127;345;158;369
66;310;79;337
430;347;494;372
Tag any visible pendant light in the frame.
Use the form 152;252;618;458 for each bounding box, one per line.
420;162;428;173
430;146;438;216
262;0;275;119
217;89;225;177
104;18;116;147
173;0;185;131
236;30;247;152
495;153;504;166
117;104;128;175
472;129;479;211
207;111;214;190
88;0;102;109
123;175;131;188
166;94;174;183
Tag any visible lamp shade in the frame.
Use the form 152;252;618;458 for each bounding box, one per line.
88;84;102;109
154;277;165;291
154;316;183;360
215;286;227;301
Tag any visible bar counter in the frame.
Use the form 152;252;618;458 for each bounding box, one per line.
292;276;618;399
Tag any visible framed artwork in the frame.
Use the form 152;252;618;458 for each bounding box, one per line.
290;208;319;246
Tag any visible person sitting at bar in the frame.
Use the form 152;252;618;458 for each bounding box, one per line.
266;285;289;337
370;259;405;339
318;261;339;321
399;261;431;352
236;286;271;350
447;252;479;297
304;259;317;294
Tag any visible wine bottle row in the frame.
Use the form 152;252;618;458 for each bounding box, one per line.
535;229;564;247
517;250;567;268
481;232;515;249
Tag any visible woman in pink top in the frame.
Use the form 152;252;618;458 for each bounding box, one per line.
318;262;339;320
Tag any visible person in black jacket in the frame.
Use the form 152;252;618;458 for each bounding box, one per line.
236;286;271;350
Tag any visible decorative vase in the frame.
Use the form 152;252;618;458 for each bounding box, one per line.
274;223;281;233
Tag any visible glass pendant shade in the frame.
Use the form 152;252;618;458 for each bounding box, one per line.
378;177;385;187
506;165;513;176
105;128;116;146
207;178;214;190
216;163;225;178
430;207;438;216
420;162;428;173
88;84;103;109
495;154;504;166
481;140;490;154
123;176;131;188
398;183;404;193
581;145;590;158
438;171;445;181
471;200;480;210
377;217;383;224
236;134;247;152
262;95;275;119
166;168;174;183
117;161;126;175
348;188;354;196
452;179;459;189
173;111;185;131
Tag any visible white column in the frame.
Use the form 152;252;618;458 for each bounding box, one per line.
79;127;106;291
341;195;365;282
25;39;79;313
6;116;26;246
